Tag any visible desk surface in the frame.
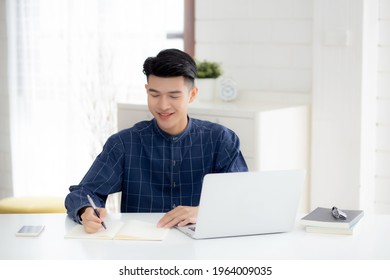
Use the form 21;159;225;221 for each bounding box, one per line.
0;213;389;260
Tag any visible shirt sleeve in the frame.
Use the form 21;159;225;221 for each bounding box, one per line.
214;127;249;173
64;134;125;223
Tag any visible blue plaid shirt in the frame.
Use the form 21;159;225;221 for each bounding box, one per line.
65;117;248;223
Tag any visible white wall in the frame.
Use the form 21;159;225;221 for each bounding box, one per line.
195;0;313;102
195;0;312;213
376;0;390;213
195;0;389;213
311;0;378;212
0;0;13;199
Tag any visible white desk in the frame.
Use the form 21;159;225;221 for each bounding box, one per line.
0;213;389;260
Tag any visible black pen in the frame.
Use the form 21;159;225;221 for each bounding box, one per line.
87;194;107;229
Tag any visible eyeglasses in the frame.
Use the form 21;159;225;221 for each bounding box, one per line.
331;206;347;220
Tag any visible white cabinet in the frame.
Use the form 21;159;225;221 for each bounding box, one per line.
117;101;309;212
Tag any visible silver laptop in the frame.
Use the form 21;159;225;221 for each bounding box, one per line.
176;170;305;239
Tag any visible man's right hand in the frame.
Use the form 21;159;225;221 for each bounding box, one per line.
79;206;107;233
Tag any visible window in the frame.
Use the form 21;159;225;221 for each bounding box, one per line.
8;0;187;196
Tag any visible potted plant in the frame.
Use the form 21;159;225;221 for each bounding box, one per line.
196;60;222;102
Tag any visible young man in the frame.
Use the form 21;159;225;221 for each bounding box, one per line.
65;49;248;233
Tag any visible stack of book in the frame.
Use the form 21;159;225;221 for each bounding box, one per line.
300;207;364;235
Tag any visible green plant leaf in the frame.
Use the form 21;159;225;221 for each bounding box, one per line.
196;60;222;79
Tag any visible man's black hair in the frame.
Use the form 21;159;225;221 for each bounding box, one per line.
143;49;197;87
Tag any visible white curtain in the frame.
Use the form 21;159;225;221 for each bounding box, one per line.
8;0;183;200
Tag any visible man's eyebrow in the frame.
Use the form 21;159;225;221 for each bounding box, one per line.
148;88;183;94
148;88;160;93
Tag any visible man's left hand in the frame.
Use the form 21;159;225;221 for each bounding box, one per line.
157;206;199;228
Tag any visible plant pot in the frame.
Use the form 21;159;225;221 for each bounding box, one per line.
196;78;216;102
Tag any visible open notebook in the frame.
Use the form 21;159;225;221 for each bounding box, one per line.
64;219;169;241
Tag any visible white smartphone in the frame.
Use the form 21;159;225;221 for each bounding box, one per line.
15;225;45;237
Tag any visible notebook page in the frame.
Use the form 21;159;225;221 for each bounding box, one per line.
114;220;169;240
64;220;124;239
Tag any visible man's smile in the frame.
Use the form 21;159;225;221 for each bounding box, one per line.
158;112;174;120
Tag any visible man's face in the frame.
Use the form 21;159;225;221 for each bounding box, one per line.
145;75;198;135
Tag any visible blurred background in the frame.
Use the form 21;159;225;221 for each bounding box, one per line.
0;0;389;214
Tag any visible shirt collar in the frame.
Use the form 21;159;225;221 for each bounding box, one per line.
152;116;193;142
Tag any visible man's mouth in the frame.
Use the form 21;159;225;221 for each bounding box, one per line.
159;112;173;120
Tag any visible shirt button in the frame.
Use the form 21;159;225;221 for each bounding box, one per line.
172;204;176;208
172;137;177;141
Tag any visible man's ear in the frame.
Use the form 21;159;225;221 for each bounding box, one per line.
189;86;198;103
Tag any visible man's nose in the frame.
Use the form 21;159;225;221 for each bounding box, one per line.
158;95;170;110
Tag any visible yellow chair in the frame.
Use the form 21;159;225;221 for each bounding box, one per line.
0;196;66;214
